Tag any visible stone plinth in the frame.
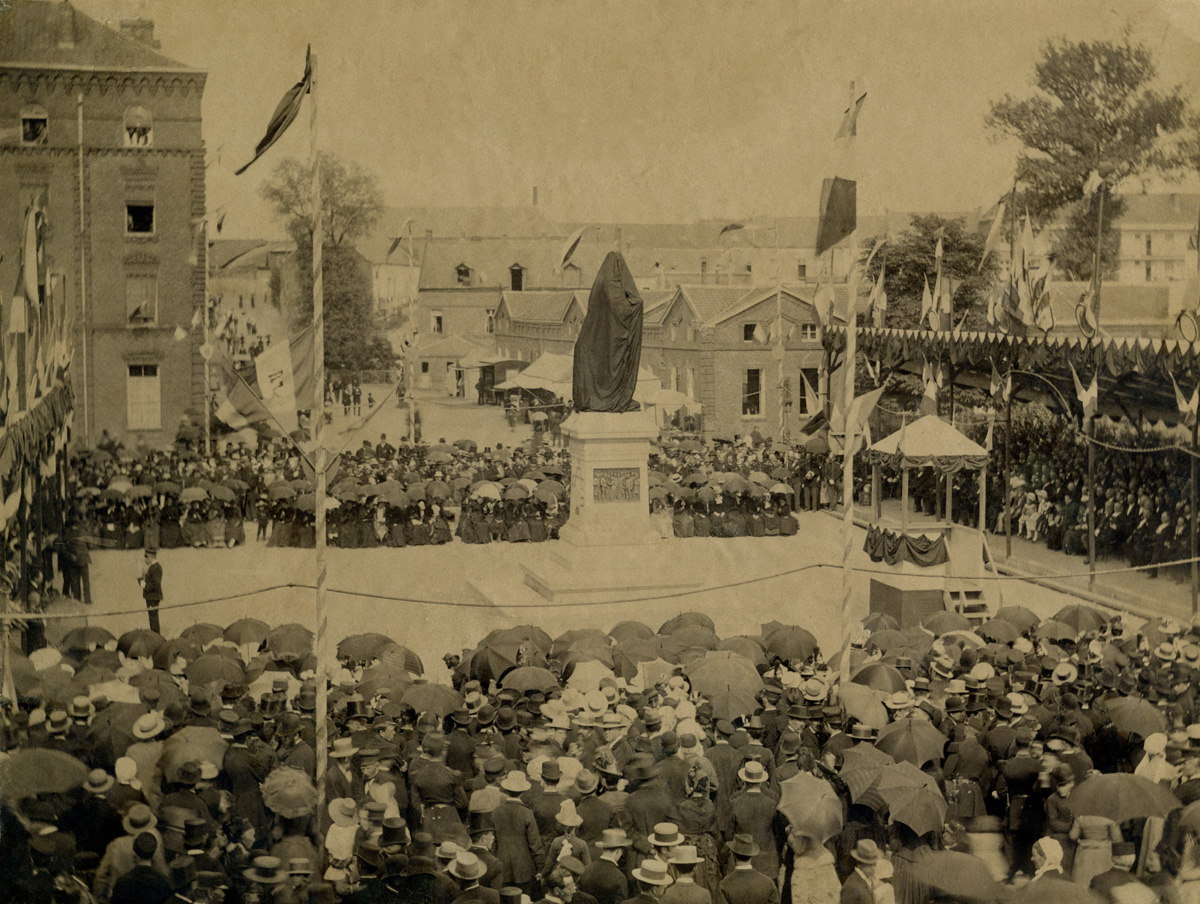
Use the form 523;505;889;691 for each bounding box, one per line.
519;410;701;603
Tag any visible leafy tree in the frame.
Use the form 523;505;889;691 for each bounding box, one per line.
987;37;1188;280
1048;194;1125;281
263;153;393;372
859;215;999;331
261;152;383;247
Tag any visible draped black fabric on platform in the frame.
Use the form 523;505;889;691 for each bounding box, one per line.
572;251;644;412
863;524;949;567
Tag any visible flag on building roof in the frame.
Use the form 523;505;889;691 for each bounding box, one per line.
834;89;867;139
1070;362;1098;420
235;46;312;176
555;226;589;274
718;222;745;238
815;177;856;256
1171;374;1198;427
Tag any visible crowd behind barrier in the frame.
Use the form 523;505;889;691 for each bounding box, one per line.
7;606;1200;903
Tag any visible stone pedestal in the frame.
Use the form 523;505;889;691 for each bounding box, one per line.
519;410;701;602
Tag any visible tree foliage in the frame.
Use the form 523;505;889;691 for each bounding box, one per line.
261;152;384;247
1049;193;1126;281
986;37;1188;280
292;236;395;372
860;215;999;331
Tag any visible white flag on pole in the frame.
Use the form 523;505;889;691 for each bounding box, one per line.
254;338;299;434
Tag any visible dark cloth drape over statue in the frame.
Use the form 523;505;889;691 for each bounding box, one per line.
573;251;644;412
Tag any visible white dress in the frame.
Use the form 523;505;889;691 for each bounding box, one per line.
789;846;841;904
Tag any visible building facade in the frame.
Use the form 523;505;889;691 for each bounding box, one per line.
494;284;835;440
0;2;206;447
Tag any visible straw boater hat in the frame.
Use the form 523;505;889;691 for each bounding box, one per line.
649;823;683;847
596;828;632;848
122;804;157;835
669;845;702;865
632;858;672;887
243;856;285;885
85;769;114;794
132;711;166;740
737;761;769;784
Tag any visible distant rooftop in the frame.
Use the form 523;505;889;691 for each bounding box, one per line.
0;1;198;71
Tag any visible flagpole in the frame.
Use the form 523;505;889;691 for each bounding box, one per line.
775;225;786;442
76;92;89;445
308;51;330;868
840;262;860;690
1092;180;1106;327
203;220;212;458
1191;414;1197;617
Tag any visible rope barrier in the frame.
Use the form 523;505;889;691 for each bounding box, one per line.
6;552;1199;622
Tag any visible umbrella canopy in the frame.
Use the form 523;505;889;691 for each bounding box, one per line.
153;637;202;672
659;612;715;635
840;744;896;801
977;619;1020;644
636;658;677;690
914;851;1002;904
502;666;560;693
210;485;236;503
764;626;819;663
186;654;245;689
154;480;181;495
552;628;613;657
356;665;413;700
265;624;313;662
1104;696;1168;739
875;717;947;766
85;701;149;761
865;629;914;654
224;618;270;647
671;624;720;650
1069;773;1181;822
377;644;424;676
564;659;616;692
261;766;317;817
886;785;947;838
159;726;227;783
337;633;395;663
851;662;908;695
863;612;901;632
993;606;1040;631
609;621;655;644
715;636;767;667
401;683;462;717
61;625;117;651
1036;619;1077;642
838;684;890;731
922;610;972;635
1053;604;1108;634
117;629;166;660
685;651;764;698
0;749;89;802
708;689;760;722
179;487;208;503
179;623;224;646
268;484;296;500
777;773;843;843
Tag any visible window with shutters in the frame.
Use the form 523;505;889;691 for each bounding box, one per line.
742;369;762;417
126;274;157;324
127;364;161;430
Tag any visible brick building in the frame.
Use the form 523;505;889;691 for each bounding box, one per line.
0;2;206;447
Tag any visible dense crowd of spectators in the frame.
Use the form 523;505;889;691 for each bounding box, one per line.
8;604;1200;903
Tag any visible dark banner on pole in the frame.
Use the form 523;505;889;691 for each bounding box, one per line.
816;177;857;257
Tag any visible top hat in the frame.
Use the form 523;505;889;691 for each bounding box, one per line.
380;817;408;847
850;723;877;741
169;855;197;890
183;818;209;850
540;760;562;783
70;696;95;720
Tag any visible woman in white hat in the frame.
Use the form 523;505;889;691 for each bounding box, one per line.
783;824;840;904
323;798;360;874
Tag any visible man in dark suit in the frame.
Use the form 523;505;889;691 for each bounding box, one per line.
111;833;174;904
492;771;544;896
449;850;500;903
579;828;630;904
621;755;678;864
138;548;163;634
717;834;778;904
838;839;879;904
728;761;784;880
705;722;743;839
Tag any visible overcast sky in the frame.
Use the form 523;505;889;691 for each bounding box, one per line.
75;0;1200;240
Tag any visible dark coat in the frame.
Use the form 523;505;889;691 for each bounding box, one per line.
718;866;780;904
111;864;174;904
491;797;544;885
579;857;629;904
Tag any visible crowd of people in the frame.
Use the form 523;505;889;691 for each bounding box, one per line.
8;604;1200;903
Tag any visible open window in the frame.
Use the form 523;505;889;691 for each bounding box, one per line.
742;369;762;417
126;204;155;235
510;264;525;292
455;264;472;286
123;106;153;147
126;274;157;324
20;106;48;146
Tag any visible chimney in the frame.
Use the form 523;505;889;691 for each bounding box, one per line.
118;16;160;49
532;186;538;207
57;2;77;50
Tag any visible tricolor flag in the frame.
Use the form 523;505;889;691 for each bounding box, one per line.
801;371;820;416
255;338;299;435
920;358;939;416
1171;374;1199;427
979;199;1006;272
990;364;1011;403
235;46;312;176
815;177;857;256
834;89;868;139
920;276;934;329
1070;362;1098;420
